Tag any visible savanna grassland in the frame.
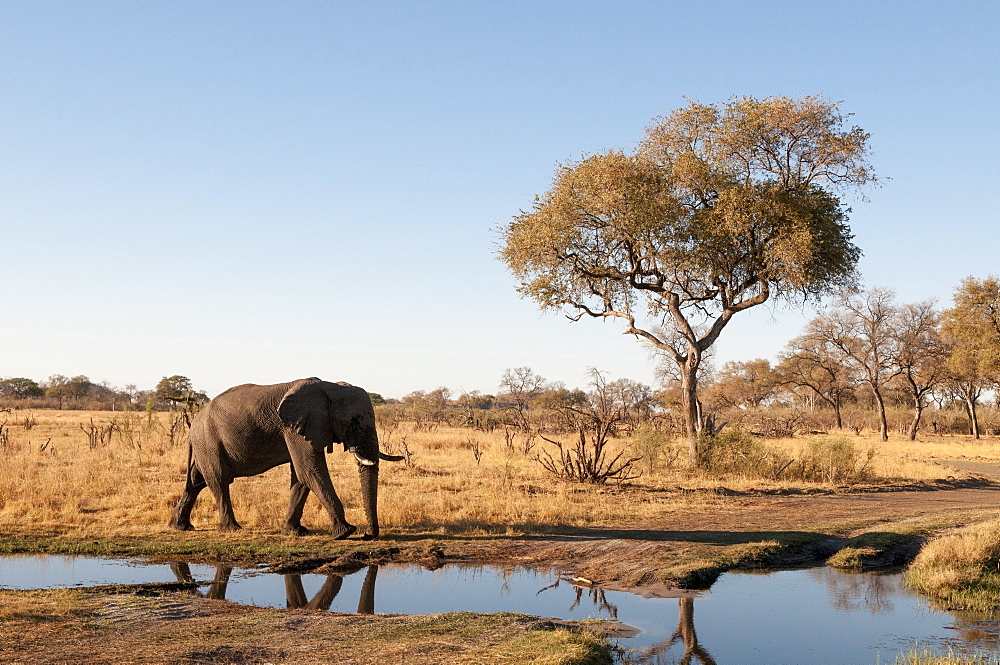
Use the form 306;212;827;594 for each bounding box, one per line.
3;407;1000;664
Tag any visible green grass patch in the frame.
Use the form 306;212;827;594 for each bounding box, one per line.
0;530;384;565
827;532;923;570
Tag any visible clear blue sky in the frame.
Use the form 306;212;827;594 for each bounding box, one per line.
2;1;998;399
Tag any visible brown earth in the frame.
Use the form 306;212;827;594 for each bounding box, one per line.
429;474;1000;588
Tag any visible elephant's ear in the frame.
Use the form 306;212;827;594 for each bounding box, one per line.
277;380;335;449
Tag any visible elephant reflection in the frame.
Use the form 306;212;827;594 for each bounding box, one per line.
170;562;233;600
169;562;378;614
285;566;378;614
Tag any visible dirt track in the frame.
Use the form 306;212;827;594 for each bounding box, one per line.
446;479;1000;587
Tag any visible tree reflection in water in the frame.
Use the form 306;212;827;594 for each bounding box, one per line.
537;577;620;620
807;566;895;614
539;578;714;664
624;597;716;665
170;562;379;613
569;585;619;621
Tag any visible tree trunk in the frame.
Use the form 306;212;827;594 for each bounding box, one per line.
680;359;700;468
964;396;981;439
908;395;924;441
872;385;888;441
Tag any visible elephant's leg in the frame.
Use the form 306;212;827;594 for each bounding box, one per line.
357;565;378;614
207;566;233;600
284;574;308;609
283;464;311;536
308;574;344;611
286;439;355;539
206;476;242;532
170;561;195;584
169;465;207;531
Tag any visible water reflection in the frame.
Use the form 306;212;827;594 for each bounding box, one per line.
3;556;999;665
614;569;1000;664
538;578;714;664
170;562;232;600
635;598;716;665
806;566;896;614
571;586;619;621
169;562;378;614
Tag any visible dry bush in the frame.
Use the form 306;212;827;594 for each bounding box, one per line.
0;411;184;533
694;428;876;483
535;428;641;484
787;438;876;483
626;423;685;475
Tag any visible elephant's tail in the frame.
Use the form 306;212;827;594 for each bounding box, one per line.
183;438;197;491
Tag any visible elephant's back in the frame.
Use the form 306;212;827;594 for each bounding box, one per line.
191;382;294;475
199;383;287;431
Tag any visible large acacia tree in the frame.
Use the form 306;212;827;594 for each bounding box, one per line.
500;96;876;465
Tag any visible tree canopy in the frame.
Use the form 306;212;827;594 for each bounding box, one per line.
941;276;1000;438
942;276;1000;382
0;377;45;399
500;95;876;464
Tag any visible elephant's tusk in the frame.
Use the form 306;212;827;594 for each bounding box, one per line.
379;452;405;462
353;451;376;466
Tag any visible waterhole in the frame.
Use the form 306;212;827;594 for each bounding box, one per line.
2;555;998;664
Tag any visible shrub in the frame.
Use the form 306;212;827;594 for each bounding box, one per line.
697;428;775;476
792;437;875;483
627;423;683;474
696;429;874;484
906;519;1000;612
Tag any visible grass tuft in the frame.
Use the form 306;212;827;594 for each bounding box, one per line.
892;648;1000;664
906;519;1000;611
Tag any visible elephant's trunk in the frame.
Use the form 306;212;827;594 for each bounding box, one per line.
359;462;379;539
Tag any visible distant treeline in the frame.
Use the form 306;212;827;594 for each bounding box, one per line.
0;374;206;411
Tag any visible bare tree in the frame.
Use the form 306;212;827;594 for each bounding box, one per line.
776;334;854;429
499;367;547;431
605;377;655;432
892;300;948;440
810;288;901;441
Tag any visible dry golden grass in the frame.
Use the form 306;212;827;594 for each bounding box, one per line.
893;650;1000;665
906;518;1000;611
0;410;990;538
0;587;83;620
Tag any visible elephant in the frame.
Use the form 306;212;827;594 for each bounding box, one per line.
169;378;403;539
